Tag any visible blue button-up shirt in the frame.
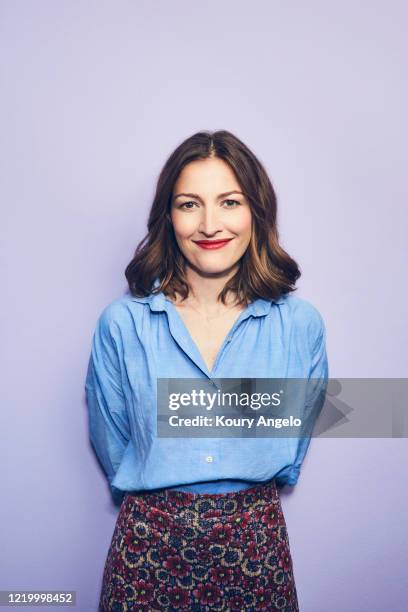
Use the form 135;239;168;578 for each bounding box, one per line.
85;279;328;495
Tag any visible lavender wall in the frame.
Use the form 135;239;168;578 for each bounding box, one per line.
1;1;407;610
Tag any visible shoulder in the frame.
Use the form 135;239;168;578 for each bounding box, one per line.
93;293;142;336
279;293;326;345
281;293;325;325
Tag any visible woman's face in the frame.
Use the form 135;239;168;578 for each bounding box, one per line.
170;157;252;276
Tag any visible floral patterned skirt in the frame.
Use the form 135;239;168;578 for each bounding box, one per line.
99;480;299;611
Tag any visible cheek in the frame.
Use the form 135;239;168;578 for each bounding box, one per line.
171;215;196;238
230;210;252;235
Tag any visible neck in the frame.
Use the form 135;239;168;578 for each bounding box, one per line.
175;266;243;310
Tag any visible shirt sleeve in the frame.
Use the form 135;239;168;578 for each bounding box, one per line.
85;307;131;494
286;311;329;486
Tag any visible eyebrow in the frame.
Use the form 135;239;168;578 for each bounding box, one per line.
172;190;244;201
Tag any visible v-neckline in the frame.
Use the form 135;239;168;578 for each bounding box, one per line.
165;297;253;377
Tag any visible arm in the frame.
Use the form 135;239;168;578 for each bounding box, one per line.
287;311;329;486
85;307;131;494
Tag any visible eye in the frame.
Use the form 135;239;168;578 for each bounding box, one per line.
178;201;197;210
223;199;241;208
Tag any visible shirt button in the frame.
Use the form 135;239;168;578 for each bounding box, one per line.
206;455;214;463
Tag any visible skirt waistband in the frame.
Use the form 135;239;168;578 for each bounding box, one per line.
125;479;279;521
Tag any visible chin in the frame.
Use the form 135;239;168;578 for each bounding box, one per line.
193;261;240;274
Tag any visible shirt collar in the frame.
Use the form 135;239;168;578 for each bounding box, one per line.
130;277;285;315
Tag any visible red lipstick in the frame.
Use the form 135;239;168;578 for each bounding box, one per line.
193;239;233;250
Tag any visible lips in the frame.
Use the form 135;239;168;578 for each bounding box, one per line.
194;238;233;250
194;239;233;245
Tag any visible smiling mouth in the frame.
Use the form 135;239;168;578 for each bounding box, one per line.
193;239;233;245
193;238;234;250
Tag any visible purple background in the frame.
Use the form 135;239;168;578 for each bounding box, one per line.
1;1;407;610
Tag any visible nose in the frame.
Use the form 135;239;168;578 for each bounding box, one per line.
197;206;223;235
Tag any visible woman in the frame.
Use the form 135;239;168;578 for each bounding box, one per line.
85;130;329;611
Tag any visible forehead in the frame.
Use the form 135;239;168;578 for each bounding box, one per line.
174;158;240;192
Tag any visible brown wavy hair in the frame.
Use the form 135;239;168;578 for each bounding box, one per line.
125;129;301;306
